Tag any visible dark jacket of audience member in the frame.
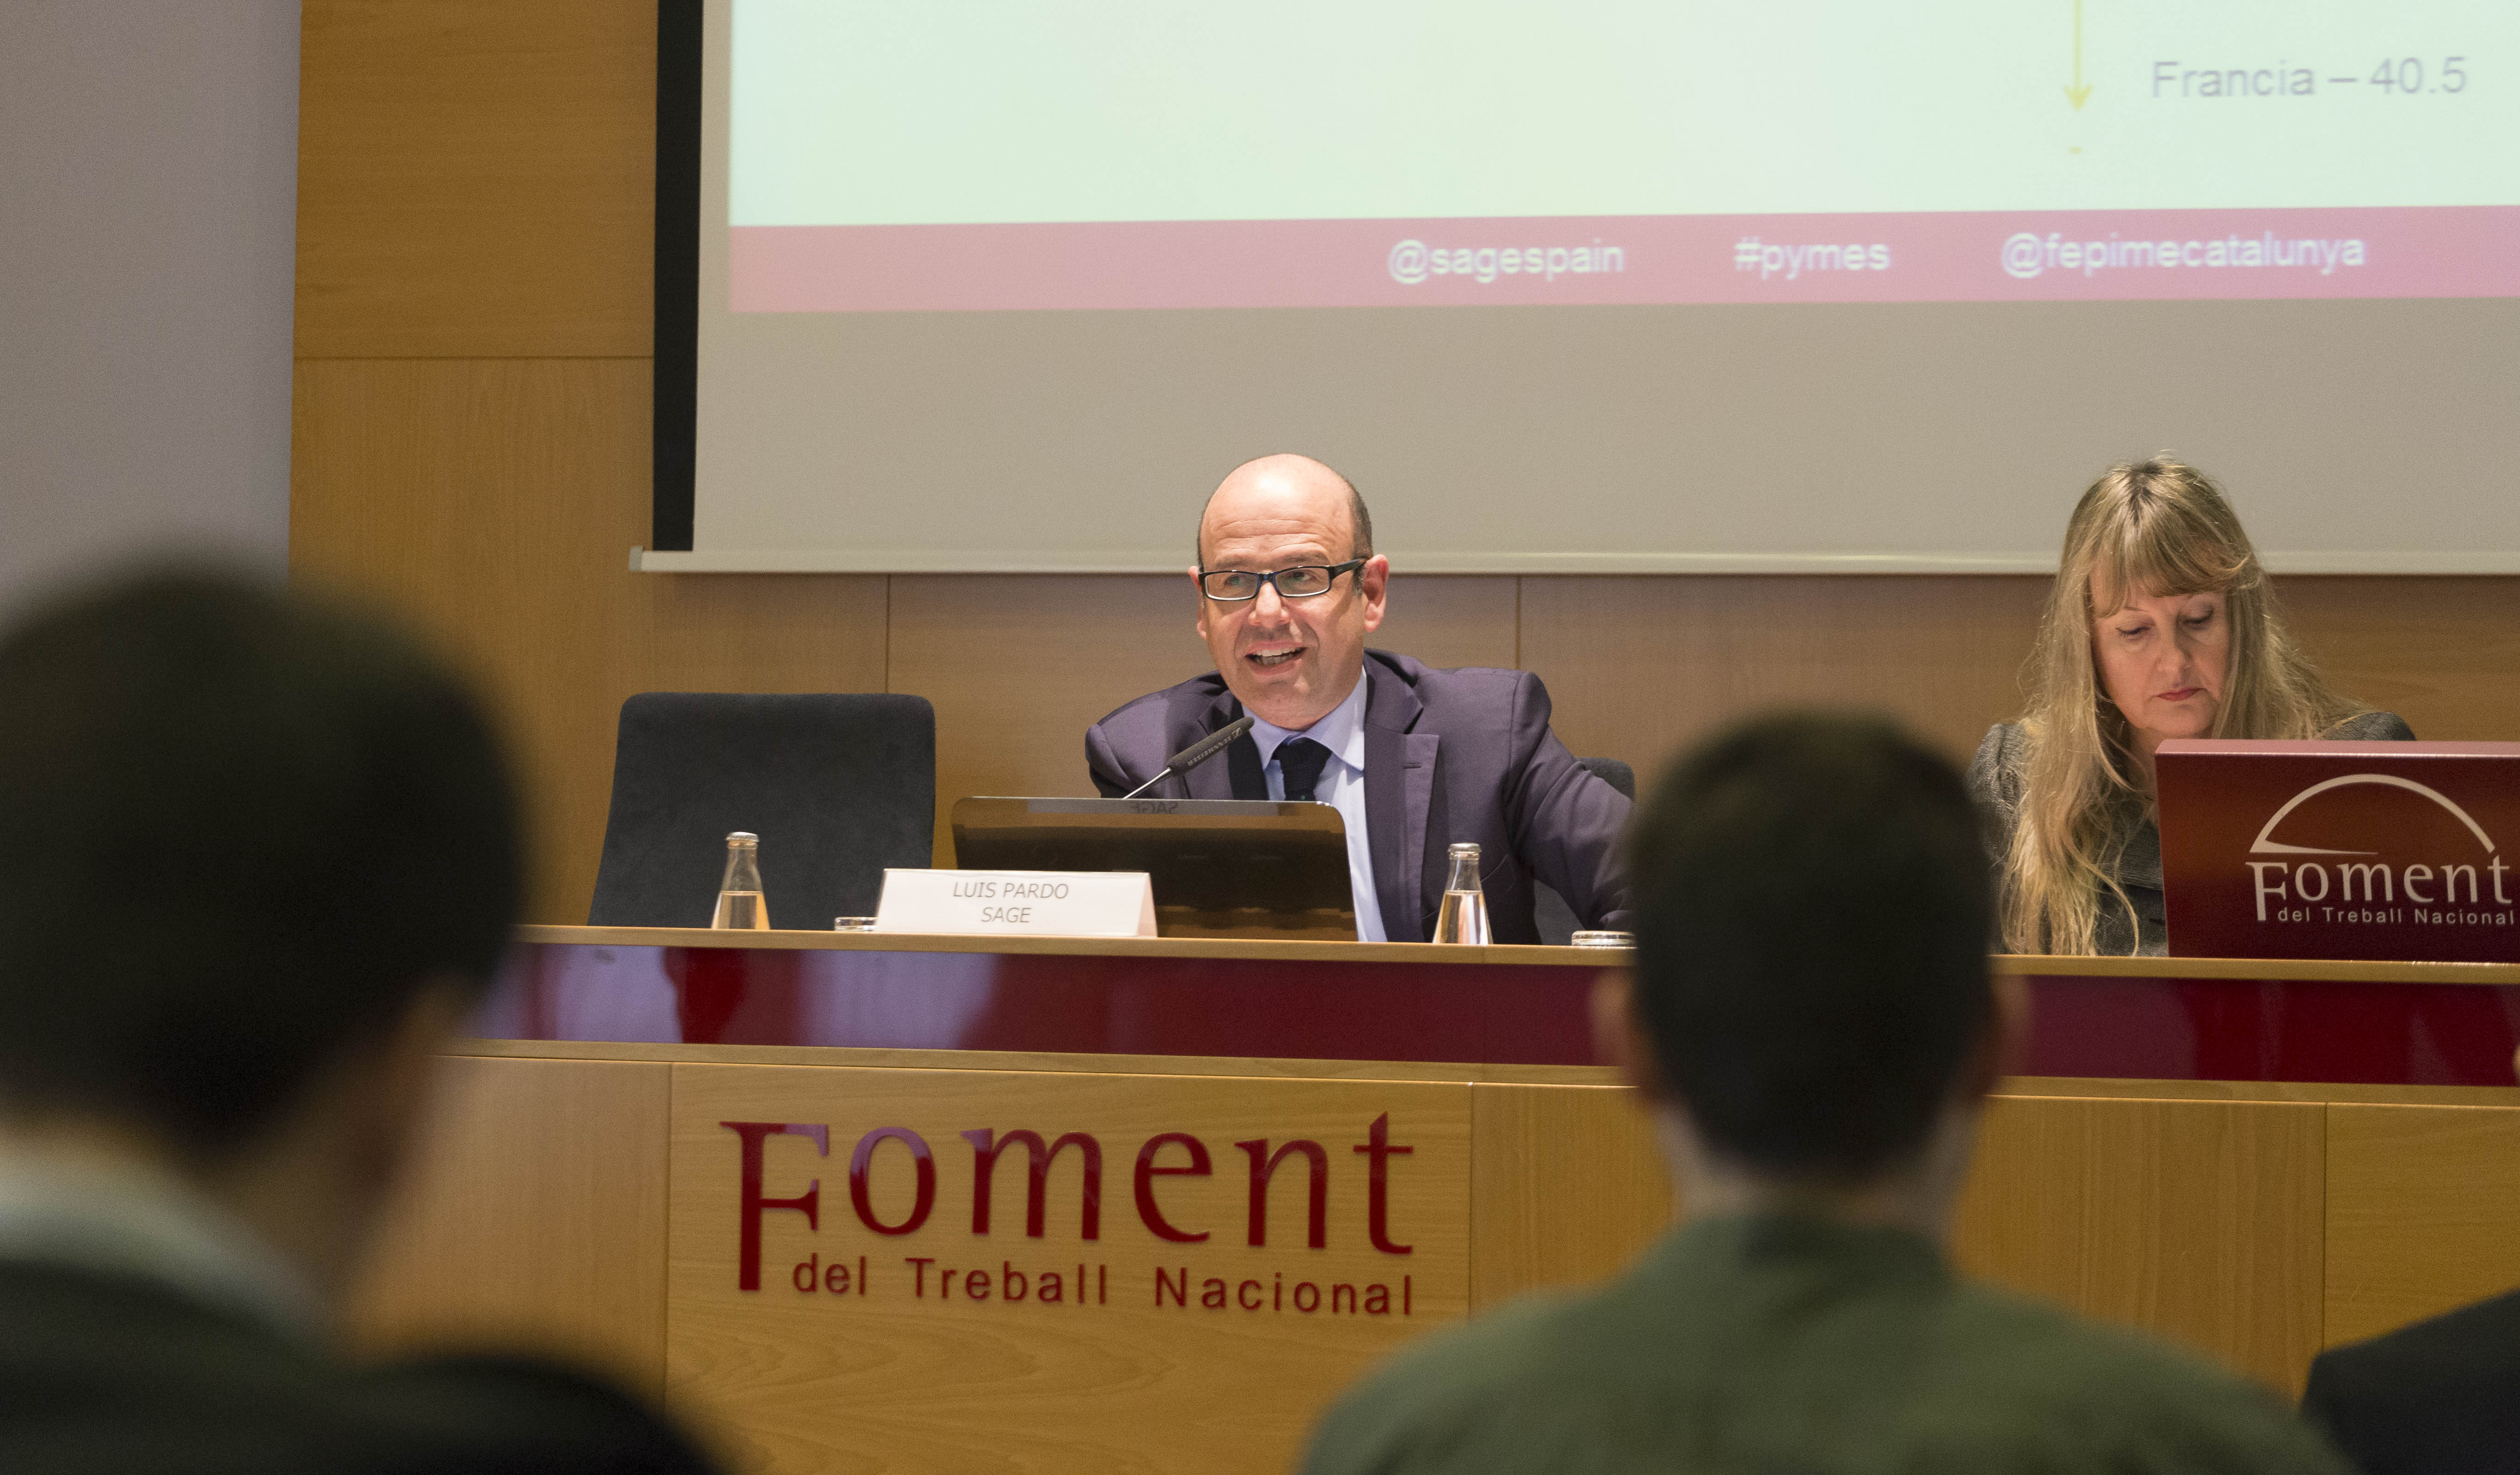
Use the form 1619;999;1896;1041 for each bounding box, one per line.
2303;1287;2520;1475
0;571;719;1474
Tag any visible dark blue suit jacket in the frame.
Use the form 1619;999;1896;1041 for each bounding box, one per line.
1084;650;1632;943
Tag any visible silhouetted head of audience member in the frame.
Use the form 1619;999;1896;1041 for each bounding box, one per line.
0;567;521;1295
1601;712;2018;1226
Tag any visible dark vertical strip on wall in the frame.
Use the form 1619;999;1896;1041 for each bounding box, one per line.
650;0;703;551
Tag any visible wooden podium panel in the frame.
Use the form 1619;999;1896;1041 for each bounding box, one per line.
1954;1095;2326;1394
343;930;2520;1465
664;1064;1469;1475
345;1056;670;1391
1468;1083;1671;1304
2324;1102;2520;1346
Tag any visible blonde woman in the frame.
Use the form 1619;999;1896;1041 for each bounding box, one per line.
1969;458;2411;956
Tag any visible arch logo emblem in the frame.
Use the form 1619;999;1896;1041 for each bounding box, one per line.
2156;744;2520;963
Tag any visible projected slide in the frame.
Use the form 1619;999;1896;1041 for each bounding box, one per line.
724;0;2516;311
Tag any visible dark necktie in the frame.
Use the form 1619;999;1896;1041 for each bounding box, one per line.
1276;737;1333;802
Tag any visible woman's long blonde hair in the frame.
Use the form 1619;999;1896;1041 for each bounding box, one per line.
2000;457;2361;955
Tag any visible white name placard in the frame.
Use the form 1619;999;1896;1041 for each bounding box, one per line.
872;869;1158;938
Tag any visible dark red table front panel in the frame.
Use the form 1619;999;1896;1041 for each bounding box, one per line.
477;944;1598;1067
2020;972;2520;1086
475;943;2520;1087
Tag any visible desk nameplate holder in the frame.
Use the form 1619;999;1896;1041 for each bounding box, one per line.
874;868;1158;938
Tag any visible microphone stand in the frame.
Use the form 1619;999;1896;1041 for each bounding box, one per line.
1119;714;1256;800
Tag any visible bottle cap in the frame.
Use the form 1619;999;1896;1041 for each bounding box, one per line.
1569;930;1635;949
726;831;758;845
1448;842;1480;855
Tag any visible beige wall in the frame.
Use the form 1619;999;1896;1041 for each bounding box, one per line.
292;1;2520;924
3;0;297;612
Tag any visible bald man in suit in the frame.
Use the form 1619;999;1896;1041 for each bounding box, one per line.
1087;455;1630;943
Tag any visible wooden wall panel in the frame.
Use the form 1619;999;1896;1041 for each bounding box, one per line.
291;357;652;920
1355;575;1523;673
2324;1102;2520;1348
1953;1095;2327;1395
2280;577;2520;743
290;359;890;921
1522;574;2520;786
347;1056;672;1393
295;0;654;358
1467;1083;1670;1308
1518;575;2051;773
888;576;1204;865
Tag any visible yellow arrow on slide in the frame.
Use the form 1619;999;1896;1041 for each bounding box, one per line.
2064;0;2093;108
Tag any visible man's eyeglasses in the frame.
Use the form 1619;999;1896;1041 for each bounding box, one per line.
1197;561;1366;602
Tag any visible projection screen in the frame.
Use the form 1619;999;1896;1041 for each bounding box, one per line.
647;0;2520;573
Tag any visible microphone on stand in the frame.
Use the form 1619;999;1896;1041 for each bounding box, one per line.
1119;714;1257;800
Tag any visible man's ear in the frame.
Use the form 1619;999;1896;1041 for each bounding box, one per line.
1960;970;2030;1102
1188;564;1211;638
1357;555;1390;633
355;977;475;1185
205;974;480;1301
1591;968;1669;1102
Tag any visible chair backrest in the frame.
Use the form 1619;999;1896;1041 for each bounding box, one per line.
588;693;935;928
1532;756;1639;944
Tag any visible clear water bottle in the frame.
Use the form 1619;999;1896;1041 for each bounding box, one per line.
1431;842;1492;945
710;831;770;930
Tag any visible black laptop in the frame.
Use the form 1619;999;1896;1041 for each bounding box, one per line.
948;796;1356;941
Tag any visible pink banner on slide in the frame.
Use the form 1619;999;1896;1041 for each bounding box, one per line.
731;206;2520;312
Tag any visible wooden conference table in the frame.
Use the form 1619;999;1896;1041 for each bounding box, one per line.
350;928;2520;1475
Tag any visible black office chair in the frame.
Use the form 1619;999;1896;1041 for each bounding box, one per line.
1533;756;1638;946
588;693;936;928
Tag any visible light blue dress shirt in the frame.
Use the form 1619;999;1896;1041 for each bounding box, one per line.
1247;673;1387;943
